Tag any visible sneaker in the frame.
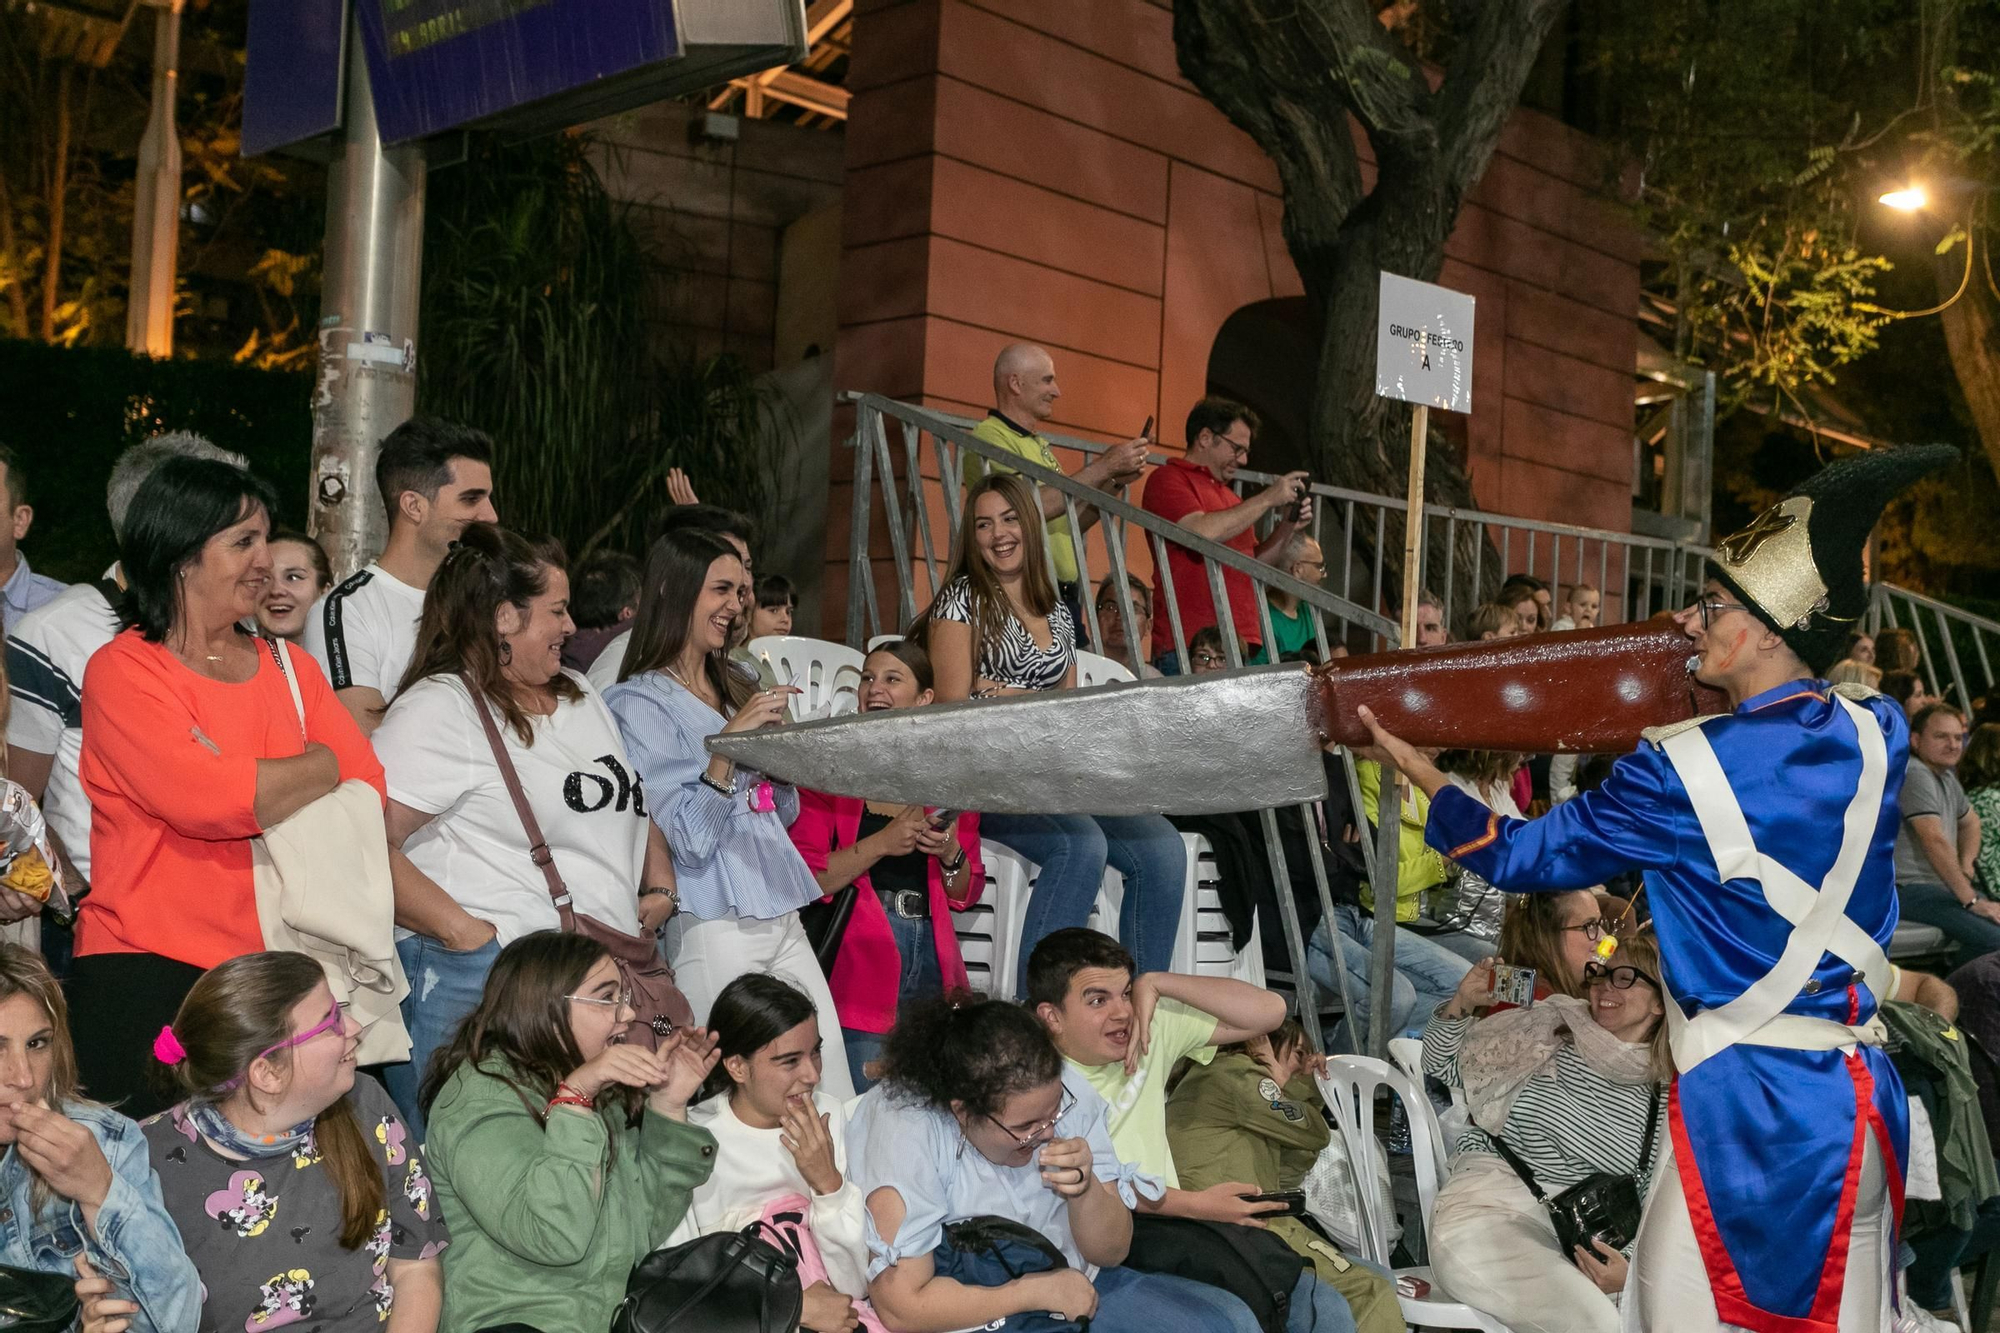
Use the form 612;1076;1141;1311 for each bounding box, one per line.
1897;1306;1959;1333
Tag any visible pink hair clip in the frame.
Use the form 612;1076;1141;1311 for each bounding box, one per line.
749;780;776;813
153;1025;188;1066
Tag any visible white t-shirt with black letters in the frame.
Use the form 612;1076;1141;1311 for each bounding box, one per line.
372;670;648;943
302;562;426;702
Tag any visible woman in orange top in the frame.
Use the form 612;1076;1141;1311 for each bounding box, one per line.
73;457;383;1115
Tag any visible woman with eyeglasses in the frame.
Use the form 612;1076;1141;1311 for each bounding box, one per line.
845;991;1272;1333
147;950;446;1333
1419;931;1671;1333
914;472;1186;1000
1488;890;1613;1004
420;932;718;1333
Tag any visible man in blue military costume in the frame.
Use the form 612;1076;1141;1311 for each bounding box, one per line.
1358;444;1959;1333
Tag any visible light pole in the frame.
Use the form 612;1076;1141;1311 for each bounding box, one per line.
125;0;182;357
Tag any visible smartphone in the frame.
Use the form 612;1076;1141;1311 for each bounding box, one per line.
1490;964;1537;1007
1139;415;1154;440
1244;1190;1308;1218
1285;478;1313;524
929;808;962;829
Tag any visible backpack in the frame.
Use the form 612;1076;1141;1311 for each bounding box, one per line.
930;1216;1091;1332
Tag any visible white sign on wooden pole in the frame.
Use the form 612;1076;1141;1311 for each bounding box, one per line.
1375;271;1476;413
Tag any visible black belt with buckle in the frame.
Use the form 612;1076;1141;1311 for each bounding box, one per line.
878;886;929;920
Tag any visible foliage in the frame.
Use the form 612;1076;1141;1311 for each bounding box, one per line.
418;133;796;561
0;336;310;582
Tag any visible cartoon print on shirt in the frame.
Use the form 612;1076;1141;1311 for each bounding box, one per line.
375;1116;407;1166
248;1266;315;1328
402;1157;434;1220
205;1169;279;1238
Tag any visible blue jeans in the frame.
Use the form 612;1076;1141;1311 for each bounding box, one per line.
843;907;944;1091
387;933;502;1136
981;812;1186;998
1900;878;2000;963
1309;904;1472;1050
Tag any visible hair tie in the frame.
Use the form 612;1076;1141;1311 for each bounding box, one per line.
153;1025;188;1066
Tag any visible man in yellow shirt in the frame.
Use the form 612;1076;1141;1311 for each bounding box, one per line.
965;343;1150;643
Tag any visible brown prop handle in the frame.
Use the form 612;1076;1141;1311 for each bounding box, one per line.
1310;618;1728;755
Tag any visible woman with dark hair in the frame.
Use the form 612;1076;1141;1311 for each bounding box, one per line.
914;473;1185;998
255;527;334;641
73;456;383;1114
147;950;446;1332
674;974;873;1333
846;992;1260;1333
421;931;718;1333
1421;931;1672;1333
1882;668;1934;717
372;522;676;1132
789;640;983;1092
0;944;200;1333
604;528;854;1097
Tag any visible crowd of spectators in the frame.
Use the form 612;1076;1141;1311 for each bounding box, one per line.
0;335;1995;1333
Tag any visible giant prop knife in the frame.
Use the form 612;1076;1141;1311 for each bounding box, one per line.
707;620;1726;816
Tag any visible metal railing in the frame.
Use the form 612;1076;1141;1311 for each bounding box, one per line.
839;392;2000;1053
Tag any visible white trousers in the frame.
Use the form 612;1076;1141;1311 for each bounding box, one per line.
1430;1153;1623;1333
664;908;855;1102
1624;1137;1892;1333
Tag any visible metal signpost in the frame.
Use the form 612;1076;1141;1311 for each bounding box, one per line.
243;0;808;576
1367;271;1476;1056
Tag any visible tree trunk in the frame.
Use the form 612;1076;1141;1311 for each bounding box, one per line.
1175;0;1565;623
1936;242;2000;485
39;62;72;343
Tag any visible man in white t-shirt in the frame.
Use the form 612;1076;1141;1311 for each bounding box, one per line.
303;416;497;734
586;504;758;693
5;432;245;928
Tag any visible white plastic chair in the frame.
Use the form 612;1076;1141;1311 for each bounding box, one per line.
1169;834;1266;984
1075;649;1137;688
1319;1055;1515;1332
958;842;1036;998
865;634;904;652
747;635;864;718
1389;1037;1469;1162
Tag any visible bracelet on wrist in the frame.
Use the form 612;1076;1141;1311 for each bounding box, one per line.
700;770;735;797
638;886;677;901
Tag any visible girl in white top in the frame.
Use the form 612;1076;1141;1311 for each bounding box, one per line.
673;975;873;1333
372;524;678;1130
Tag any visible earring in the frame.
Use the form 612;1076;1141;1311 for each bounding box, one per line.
499;641;513;665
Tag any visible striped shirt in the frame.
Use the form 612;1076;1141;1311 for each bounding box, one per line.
930;576;1074;692
1422;1010;1665;1196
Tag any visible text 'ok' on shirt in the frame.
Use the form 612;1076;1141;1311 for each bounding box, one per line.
372;670;648;943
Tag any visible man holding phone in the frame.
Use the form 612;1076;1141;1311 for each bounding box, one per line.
965;343;1152;645
1141;398;1312;673
1026;929;1403;1333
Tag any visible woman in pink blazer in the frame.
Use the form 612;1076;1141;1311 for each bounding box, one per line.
789;641;984;1090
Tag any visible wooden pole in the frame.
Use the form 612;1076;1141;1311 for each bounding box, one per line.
1366;401;1429;1060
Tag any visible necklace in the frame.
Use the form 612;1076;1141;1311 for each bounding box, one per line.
664;660;717;704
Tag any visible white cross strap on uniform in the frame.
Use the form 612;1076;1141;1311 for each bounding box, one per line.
1657;693;1891;1073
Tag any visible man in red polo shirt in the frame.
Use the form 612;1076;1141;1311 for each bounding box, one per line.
1140;397;1310;672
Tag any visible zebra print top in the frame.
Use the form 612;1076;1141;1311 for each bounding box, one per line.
931;577;1075;692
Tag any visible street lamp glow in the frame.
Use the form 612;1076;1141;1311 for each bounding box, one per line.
1879;186;1929;212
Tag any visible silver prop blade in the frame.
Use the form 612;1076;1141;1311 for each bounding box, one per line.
707;664;1330;816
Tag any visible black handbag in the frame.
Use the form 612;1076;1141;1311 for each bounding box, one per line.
0;1262;81;1333
1124;1213;1305;1333
612;1222;802;1333
1492;1085;1662;1260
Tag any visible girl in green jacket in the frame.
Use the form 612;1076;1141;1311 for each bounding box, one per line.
419;932;720;1333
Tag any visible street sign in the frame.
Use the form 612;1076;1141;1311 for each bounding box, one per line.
1375;272;1476;414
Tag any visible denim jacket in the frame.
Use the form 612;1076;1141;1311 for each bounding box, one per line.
0;1101;200;1333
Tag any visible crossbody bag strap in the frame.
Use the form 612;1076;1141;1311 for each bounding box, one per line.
462;675;577;929
1637;1083;1664;1170
1487;1133;1550;1203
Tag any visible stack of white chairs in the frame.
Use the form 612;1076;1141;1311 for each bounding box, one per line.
1319;1054;1515;1333
1074;649;1137;689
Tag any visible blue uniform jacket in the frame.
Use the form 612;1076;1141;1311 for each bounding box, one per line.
1425;680;1909;1333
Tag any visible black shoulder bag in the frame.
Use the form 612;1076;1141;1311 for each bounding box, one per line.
1490;1084;1662;1261
613;1221;802;1333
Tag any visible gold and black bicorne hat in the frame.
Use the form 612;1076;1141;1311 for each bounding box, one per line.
1706;443;1958;673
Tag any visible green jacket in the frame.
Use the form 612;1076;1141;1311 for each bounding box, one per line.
1167;1053;1336;1276
426;1058;718;1333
